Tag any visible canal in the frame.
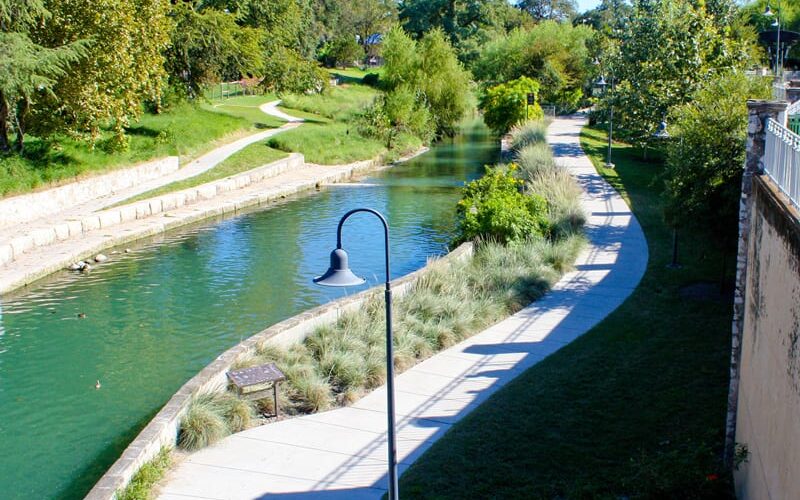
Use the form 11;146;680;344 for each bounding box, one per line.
0;119;497;498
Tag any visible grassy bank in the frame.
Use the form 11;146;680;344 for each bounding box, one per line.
269;83;421;165
398;125;735;499
0;103;258;198
203;94;283;129
112;142;287;206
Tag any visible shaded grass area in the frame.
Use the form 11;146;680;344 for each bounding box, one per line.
116;447;172;500
398;125;735;499
112;142;287;206
0;103;254;197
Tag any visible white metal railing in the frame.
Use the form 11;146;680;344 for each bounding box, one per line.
765;118;800;212
788;99;800;116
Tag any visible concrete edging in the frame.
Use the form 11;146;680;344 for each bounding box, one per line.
0;154;304;268
84;242;473;500
0;156;179;230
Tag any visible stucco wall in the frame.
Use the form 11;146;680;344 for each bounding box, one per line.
735;175;800;499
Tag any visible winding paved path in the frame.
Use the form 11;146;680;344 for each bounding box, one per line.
157;116;649;500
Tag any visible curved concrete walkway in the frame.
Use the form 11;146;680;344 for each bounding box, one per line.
157;116;648;500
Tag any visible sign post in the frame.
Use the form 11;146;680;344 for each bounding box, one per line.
526;93;534;120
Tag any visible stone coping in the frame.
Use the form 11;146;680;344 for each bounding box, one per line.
0;156;180;229
0;154;303;268
84;242;473;500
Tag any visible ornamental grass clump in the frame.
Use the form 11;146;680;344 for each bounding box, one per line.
179;391;255;451
509;119;550;152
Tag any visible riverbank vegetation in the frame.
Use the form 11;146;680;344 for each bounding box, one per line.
176;118;586;447
117;447;172;500
398;124;737;500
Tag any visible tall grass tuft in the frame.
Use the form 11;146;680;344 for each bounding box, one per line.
509;119;550;152
179;393;232;451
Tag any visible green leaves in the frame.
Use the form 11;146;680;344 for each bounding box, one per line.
457;165;550;244
479;76;543;134
381;26;471;137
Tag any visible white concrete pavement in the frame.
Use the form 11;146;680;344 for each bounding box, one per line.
157;116;649;500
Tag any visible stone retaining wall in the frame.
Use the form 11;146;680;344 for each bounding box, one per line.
85;243;473;500
0;157;179;229
0;154;304;268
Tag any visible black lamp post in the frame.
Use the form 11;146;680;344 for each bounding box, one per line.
650;119;679;268
765;3;782;77
313;208;399;500
593;73;615;169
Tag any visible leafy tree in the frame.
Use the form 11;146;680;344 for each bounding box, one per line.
662;72;771;244
322;36;363;67
340;0;397;55
399;0;529;65
29;0;170;146
166;4;263;98
608;0;758;144
574;0;633;31
0;0;87;151
479;77;543;134
359;85;434;148
473;21;593;111
456;165;549;243
518;0;578;21
262;46;329;95
382;26;471;136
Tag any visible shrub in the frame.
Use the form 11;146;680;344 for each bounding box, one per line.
362;73;380;87
480;77;544;134
456;166;549;243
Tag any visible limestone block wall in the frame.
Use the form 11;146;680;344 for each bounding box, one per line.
0;156;179;228
735;176;800;499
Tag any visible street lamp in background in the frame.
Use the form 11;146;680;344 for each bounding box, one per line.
765;3;782;77
593;69;615;169
313;208;399;500
651;119;680;268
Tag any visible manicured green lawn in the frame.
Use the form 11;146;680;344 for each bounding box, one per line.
204;94;284;129
398;125;735;499
113;141;287;206
0;103;255;197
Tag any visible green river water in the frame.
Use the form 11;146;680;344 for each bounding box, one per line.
0;119;497;499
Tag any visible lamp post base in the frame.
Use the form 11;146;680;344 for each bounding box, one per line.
605;162;616;169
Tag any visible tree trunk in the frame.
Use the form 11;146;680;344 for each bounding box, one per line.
0;90;9;152
13;97;29;153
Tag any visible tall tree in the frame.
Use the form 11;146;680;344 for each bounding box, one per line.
400;0;529;65
608;0;757;143
0;0;86;151
29;0;170;146
517;0;578;21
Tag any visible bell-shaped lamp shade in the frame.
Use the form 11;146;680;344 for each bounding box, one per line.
764;4;774;17
313;248;366;287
